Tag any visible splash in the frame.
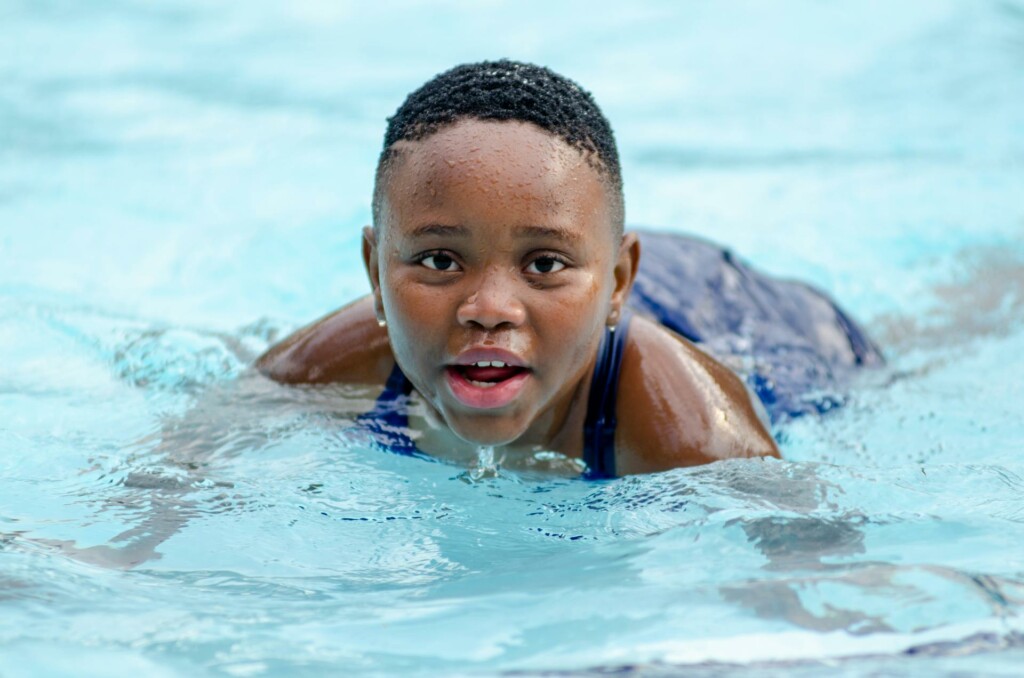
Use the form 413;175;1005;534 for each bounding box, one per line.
460;446;501;482
477;445;495;469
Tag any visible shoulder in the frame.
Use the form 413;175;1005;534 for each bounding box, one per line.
614;314;779;475
255;296;395;385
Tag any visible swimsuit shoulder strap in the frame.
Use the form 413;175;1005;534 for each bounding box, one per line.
383;362;416;399
583;309;633;479
357;362;419;455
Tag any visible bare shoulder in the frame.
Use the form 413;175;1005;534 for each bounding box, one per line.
255;296;395;386
614;314;779;475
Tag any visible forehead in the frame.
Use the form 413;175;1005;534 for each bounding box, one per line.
380;119;613;234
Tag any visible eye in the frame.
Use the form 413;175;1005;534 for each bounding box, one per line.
420;252;460;272
525;256;566;274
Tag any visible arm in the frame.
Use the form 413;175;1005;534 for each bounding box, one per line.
615;315;780;476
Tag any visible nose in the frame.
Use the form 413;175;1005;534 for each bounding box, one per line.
456;267;526;330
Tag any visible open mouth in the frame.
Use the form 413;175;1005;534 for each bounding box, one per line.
451;361;529;388
445;360;532;409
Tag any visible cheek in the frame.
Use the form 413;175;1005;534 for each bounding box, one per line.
384;275;425;315
531;274;608;354
382;262;440;311
381;275;450;355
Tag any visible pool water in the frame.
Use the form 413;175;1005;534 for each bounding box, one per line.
2;1;1024;675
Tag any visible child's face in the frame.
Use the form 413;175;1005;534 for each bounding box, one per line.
365;119;631;448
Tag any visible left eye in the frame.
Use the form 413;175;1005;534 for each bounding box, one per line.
525;257;565;274
421;253;459;271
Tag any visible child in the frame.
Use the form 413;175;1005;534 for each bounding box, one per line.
257;60;881;477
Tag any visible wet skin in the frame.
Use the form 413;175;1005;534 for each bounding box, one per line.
257;119;779;474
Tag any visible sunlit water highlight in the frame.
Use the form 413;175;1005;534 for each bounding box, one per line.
2;1;1024;676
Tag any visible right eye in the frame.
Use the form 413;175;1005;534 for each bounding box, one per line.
419;252;460;272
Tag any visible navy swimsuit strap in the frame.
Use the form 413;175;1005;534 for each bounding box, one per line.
357;363;419;456
583;310;633;479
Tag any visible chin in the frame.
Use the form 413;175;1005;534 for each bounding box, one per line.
447;413;529;448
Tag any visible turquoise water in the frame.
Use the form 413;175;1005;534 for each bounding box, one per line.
2;1;1024;675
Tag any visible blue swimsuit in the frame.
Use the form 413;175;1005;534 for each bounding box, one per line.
360;231;883;478
627;231;883;421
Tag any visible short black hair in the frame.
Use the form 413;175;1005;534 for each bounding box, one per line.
372;59;624;236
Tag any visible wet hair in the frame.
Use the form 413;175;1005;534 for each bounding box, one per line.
372;59;624;237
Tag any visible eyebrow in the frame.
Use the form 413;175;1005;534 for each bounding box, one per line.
512;224;582;244
409;224;470;239
407;223;581;243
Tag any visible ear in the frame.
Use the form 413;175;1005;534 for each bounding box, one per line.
607;232;640;327
362;226;385;322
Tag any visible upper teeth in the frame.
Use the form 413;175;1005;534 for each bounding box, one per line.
473;361;506;368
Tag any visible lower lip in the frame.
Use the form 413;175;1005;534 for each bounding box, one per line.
445;367;531;410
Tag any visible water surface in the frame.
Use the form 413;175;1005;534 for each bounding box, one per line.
2;1;1023;675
